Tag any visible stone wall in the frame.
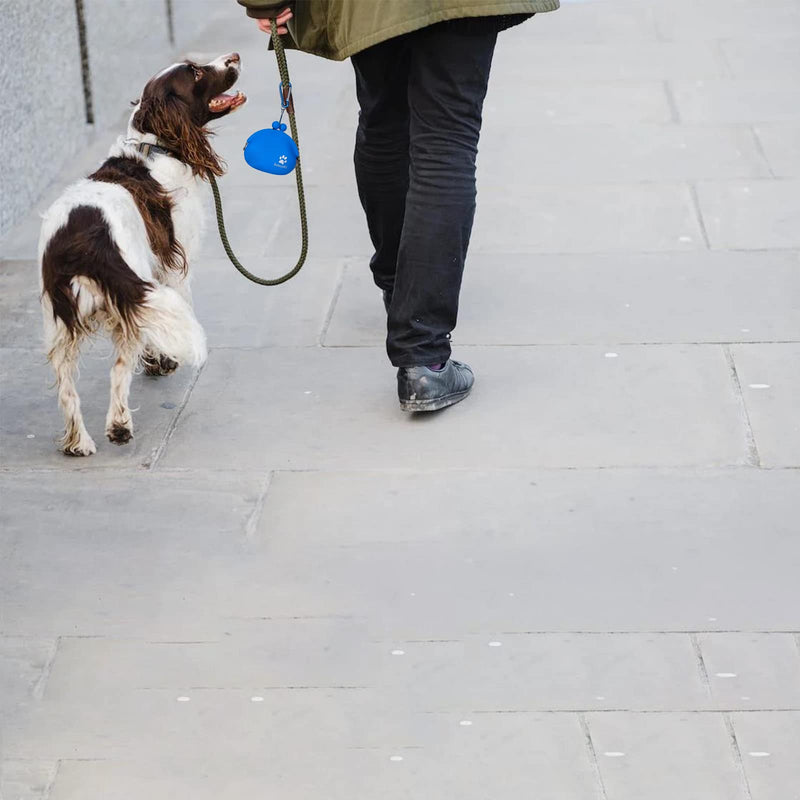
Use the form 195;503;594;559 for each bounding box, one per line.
0;0;225;238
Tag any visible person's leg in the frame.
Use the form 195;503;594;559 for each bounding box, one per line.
387;22;498;368
352;39;411;299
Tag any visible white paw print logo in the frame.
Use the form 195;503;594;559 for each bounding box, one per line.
278;154;288;166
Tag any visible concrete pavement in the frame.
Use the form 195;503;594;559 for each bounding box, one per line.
2;1;800;797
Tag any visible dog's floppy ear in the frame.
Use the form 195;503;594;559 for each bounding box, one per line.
134;94;224;179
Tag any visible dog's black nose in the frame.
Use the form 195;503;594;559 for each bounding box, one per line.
226;53;240;67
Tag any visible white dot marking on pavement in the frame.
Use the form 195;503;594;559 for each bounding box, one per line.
459;720;473;727
26;434;35;439
391;650;405;656
604;352;618;359
741;696;751;701
604;752;626;758
488;641;503;647
176;696;191;702
679;236;693;243
596;696;606;701
740;328;750;333
508;592;516;597
708;617;718;622
748;752;771;758
715;672;737;678
251;696;265;703
389;755;404;762
748;384;770;389
409;593;416;597
304;391;312;395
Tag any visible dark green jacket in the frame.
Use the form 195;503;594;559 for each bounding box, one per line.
237;0;559;60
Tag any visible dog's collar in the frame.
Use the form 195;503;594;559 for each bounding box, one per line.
128;139;179;160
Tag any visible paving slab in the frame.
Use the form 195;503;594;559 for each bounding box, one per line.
696;633;800;710
0;347;196;469
193;257;343;348
0;761;58;800
0;472;263;639
697;179;800;250
729;343;800;467
478;123;770;184
40;713;599;800
483;81;673;125
492;41;726;81
161;345;744;470
754;123;800;177
587;712;748;800
731;711;800;800
39;631;707;712
247;469;800;635
470;183;703;254
0;260;43;349
0;638;56;713
324;251;800;346
721;39;800;80
672;80;800;124
653;0;800;41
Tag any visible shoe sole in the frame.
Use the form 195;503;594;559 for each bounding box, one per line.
399;387;472;413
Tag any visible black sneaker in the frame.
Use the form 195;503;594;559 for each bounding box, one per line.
397;360;474;412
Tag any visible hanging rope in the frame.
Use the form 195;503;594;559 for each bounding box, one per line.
208;19;308;286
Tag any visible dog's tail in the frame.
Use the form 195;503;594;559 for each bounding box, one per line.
138;284;207;367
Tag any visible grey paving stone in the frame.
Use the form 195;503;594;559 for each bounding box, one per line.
0;260;41;349
484;81;673;125
754;123;800;177
0;638;56;712
672;80;800;124
40;631;707;712
729;343;800;467
731;711;800;800
470;183;703;254
161;345;744;470
0;347;196;469
0;761;58;800
43;713;599;800
492;42;726;81
721;39;800;80
653;0;800;42
324;252;800;347
0;472;263;639
193;257;344;348
697;633;800;710
697;180;800;249
587;712;748;800
478;123;770;184
248;469;800;635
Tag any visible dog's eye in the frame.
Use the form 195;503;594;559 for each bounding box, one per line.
192;67;203;82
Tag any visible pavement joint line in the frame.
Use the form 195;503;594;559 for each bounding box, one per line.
662;80;681;124
578;713;609;800
725;713;755;800
690;633;713;699
243;471;274;541
142;363;205;471
711;38;735;80
748;125;777;179
318;258;348;347
30;637;60;701
42;759;61;800
722;345;762;468
688;182;712;249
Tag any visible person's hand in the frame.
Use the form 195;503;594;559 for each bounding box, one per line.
256;6;293;35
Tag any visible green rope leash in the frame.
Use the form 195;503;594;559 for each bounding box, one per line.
208;19;308;285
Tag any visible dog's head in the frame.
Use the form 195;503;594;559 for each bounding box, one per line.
132;54;247;178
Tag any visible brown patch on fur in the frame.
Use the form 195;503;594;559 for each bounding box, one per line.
41;205;151;338
90;155;187;275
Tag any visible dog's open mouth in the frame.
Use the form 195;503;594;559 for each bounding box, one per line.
209;91;247;113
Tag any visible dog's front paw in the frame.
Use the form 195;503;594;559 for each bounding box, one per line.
142;353;179;377
62;436;97;457
106;424;133;446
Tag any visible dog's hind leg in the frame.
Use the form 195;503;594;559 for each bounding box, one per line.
47;325;96;457
106;327;139;445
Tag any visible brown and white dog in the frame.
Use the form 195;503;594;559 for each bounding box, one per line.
39;54;246;456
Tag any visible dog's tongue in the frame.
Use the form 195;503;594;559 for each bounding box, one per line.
209;91;246;112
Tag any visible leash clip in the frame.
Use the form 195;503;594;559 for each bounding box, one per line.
279;81;292;109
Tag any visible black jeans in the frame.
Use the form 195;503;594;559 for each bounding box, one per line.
352;20;499;367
